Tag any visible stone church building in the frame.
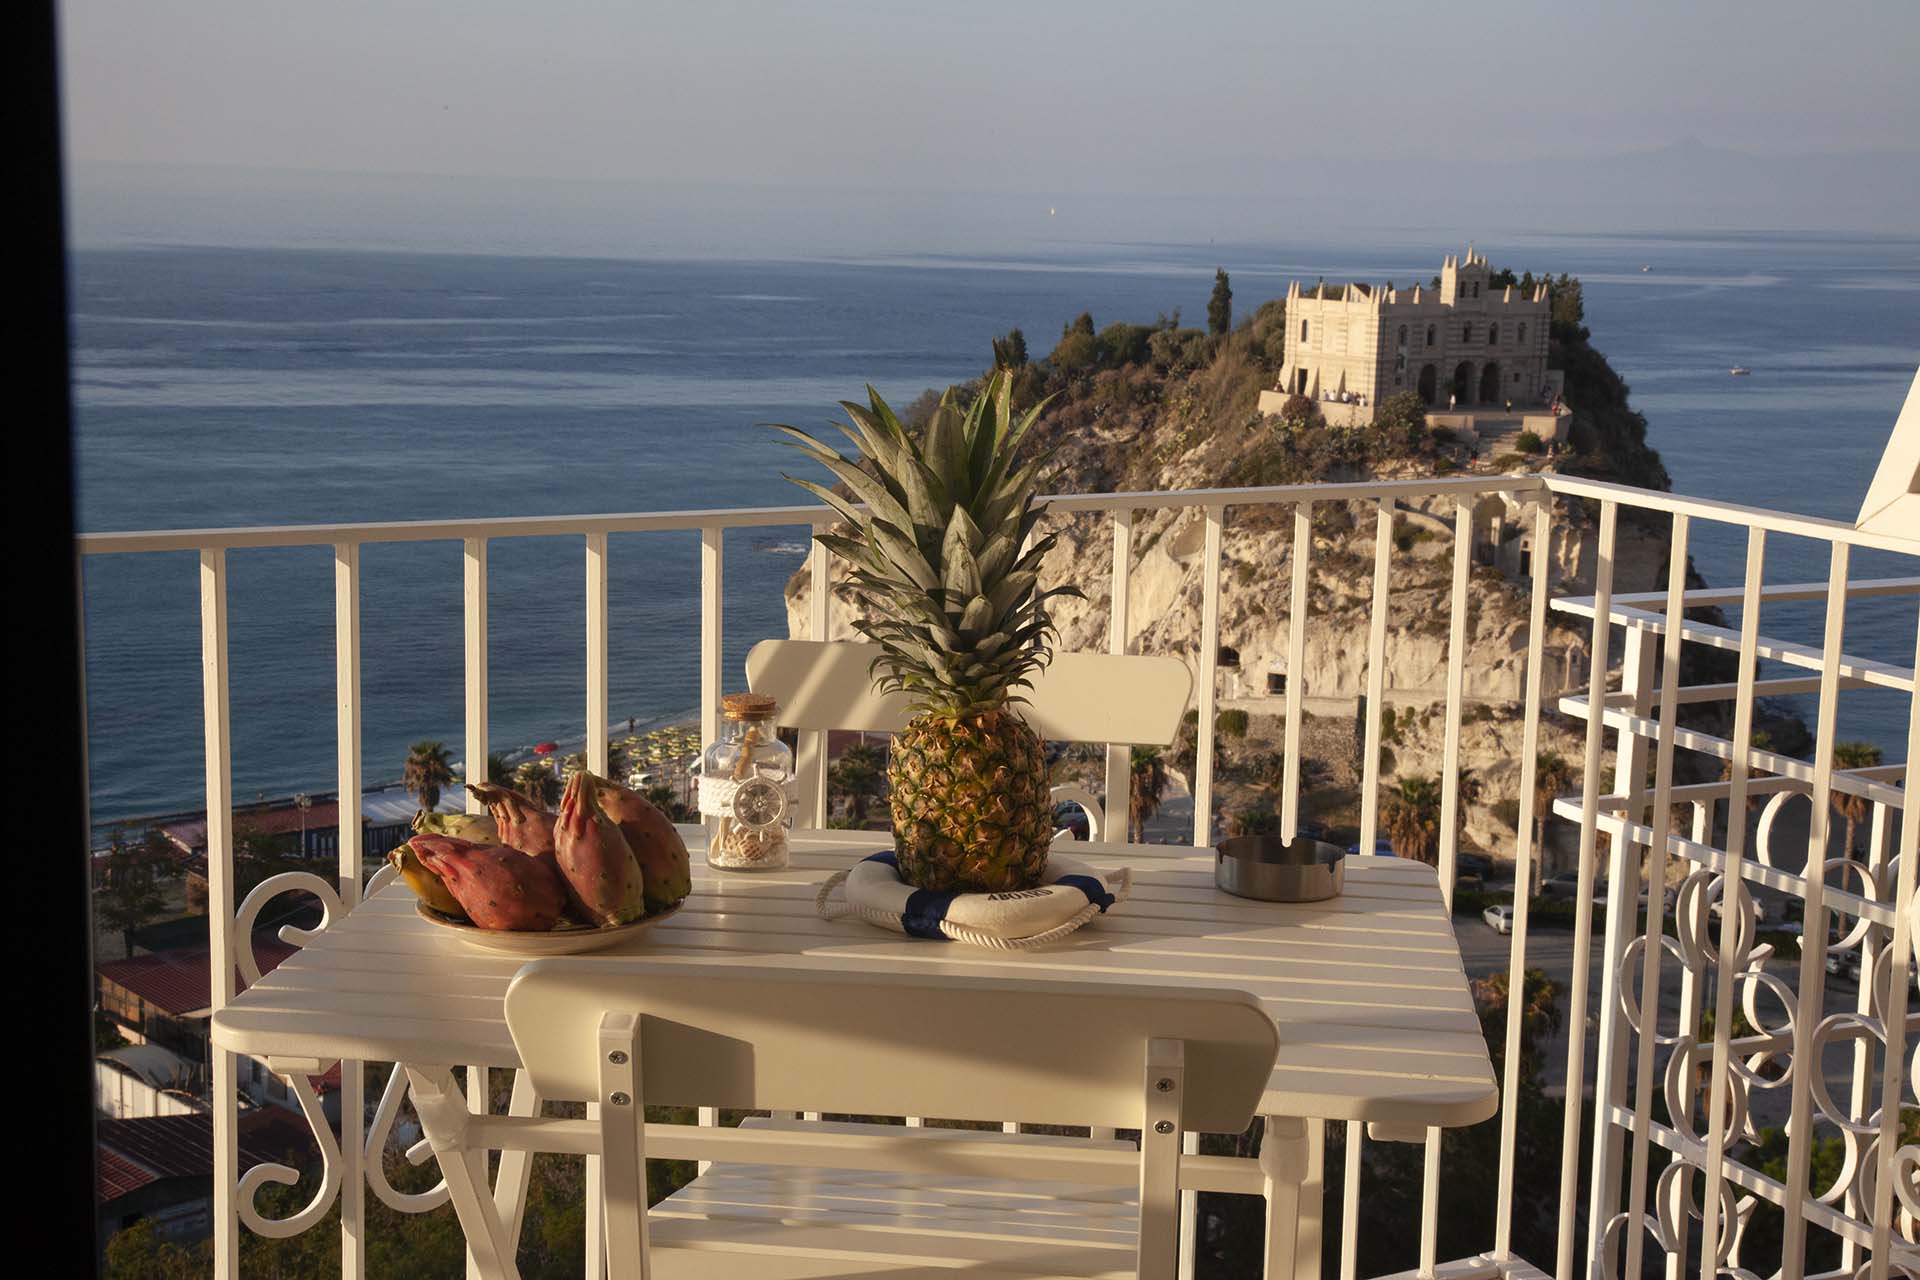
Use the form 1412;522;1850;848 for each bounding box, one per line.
1274;247;1555;420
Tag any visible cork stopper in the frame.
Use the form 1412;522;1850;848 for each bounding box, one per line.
721;692;778;721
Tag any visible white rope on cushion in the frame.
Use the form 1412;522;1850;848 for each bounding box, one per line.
816;852;1130;951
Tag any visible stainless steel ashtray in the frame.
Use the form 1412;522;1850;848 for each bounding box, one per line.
1214;835;1346;902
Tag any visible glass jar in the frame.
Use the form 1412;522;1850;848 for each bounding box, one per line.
699;692;795;871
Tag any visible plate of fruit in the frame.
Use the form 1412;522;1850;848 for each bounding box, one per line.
388;770;692;955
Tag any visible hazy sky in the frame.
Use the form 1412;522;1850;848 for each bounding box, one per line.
59;1;1920;252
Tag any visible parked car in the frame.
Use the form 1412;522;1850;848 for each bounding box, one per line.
1456;852;1493;888
1542;873;1582;898
1825;946;1862;982
1483;903;1514;935
1347;837;1396;856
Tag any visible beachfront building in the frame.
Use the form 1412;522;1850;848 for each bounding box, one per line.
1271;246;1557;425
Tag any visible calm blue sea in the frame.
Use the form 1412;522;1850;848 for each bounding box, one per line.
71;232;1920;825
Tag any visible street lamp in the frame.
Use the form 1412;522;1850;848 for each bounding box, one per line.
294;793;312;857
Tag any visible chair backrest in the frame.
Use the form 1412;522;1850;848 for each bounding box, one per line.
504;958;1276;1133
746;639;1192;746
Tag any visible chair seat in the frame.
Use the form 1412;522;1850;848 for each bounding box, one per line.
648;1119;1142;1279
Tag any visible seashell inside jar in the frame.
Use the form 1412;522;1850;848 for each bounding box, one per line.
699;692;796;871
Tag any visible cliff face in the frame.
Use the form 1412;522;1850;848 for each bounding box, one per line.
782;288;1689;856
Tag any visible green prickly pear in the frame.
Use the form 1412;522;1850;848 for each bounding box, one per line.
592;774;692;911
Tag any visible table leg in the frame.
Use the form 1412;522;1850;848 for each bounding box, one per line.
493;1071;542;1255
1261;1115;1323;1280
404;1065;521;1280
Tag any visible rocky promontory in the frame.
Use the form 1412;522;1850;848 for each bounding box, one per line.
785;275;1753;862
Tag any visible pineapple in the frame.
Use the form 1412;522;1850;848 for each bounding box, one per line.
774;370;1079;891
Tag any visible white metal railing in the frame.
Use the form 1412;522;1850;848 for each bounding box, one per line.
75;471;1919;1280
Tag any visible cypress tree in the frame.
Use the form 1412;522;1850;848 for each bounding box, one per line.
1207;268;1232;335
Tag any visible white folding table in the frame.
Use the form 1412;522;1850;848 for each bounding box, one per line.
214;829;1498;1277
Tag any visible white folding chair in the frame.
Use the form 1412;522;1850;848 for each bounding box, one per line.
405;960;1276;1279
745;639;1192;840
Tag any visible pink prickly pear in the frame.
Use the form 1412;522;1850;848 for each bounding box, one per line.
411;835;567;932
593;775;692;911
555;772;647;926
466;782;558;865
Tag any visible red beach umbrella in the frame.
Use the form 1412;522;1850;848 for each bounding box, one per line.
533;741;558;755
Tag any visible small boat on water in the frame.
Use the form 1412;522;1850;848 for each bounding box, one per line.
1640;265;1650;272
1729;366;1751;376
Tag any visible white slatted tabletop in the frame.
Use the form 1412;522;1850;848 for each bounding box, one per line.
213;829;1497;1130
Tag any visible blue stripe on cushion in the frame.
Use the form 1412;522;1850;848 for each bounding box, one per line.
901;887;957;940
865;851;898;868
1055;874;1114;912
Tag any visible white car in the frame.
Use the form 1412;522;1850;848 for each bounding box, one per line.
1483;904;1514;935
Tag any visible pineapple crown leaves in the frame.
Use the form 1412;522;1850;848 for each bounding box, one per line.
770;371;1084;718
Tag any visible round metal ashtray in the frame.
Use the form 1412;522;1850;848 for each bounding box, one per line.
1214;835;1346;902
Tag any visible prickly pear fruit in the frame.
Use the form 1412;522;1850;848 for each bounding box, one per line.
412;809;500;844
465;782;557;862
412;835;568;932
555;772;647;926
388;838;466;917
593;774;692;911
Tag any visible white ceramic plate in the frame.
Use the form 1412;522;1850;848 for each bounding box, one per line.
415;900;684;955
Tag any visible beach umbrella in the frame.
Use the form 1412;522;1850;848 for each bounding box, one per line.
534;742;558;755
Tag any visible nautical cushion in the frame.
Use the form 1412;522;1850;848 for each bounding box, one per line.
816;852;1129;949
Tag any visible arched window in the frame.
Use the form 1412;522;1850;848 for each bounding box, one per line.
1518;322;1527;344
1489;324;1499;345
1397;325;1408;348
1472;283;1480;298
1301;319;1309;343
1426;324;1436;347
1462;323;1473;343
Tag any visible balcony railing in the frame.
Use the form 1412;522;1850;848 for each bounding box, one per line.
77;472;1918;1279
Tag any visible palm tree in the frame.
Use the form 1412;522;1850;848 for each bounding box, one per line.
1129;746;1170;843
515;759;561;807
1531;751;1577;890
403;740;455;813
1453;766;1484;851
485;753;511;785
829;743;886;826
1471;967;1564;1079
1382;775;1443;865
1831;740;1883;860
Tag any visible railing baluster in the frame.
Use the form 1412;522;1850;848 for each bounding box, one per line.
1557;499;1617;1280
700;527;723;755
1281;502;1312;843
586;533;609;776
1339;1121;1361;1280
202;548;239;1280
802;521;831;826
1620;514;1691;1280
334;542;366;1278
1841;798;1893;1275
1192;504;1223;847
1864;610;1919;1280
1496;500;1552;1258
463;538;488;812
1696;526;1767;1280
1438;498;1472;898
1358;500;1394;857
1587;618;1655;1267
697;524;724;1183
1776;542;1850;1278
1106;509;1133;835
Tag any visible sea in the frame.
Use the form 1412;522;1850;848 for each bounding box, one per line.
71;231;1920;829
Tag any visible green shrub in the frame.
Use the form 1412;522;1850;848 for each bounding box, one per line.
1216;709;1250;738
1049;329;1098;372
1515;430;1545;454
